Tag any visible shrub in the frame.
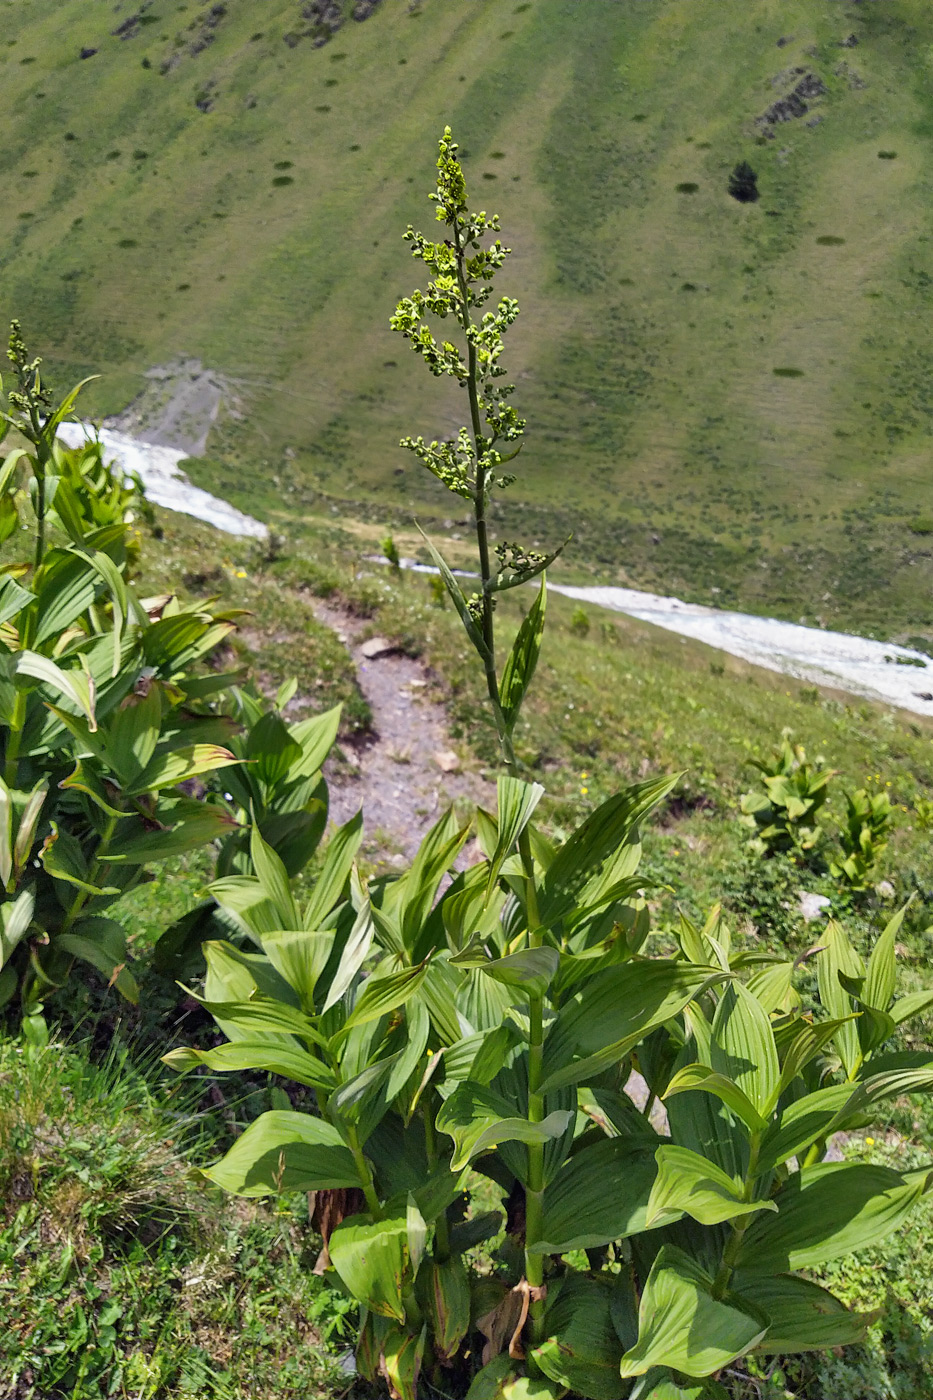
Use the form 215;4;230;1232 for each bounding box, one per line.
830;787;894;889
728;161;759;203
0;326;243;1031
739;731;834;859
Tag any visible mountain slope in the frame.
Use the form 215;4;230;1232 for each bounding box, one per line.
3;0;933;633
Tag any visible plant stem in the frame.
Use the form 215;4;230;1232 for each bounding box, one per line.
347;1124;383;1220
452;215;516;766
712;1132;762;1298
517;824;547;1350
423;1093;451;1262
4;691;27;787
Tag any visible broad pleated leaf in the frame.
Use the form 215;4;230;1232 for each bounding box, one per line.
748;1274;875;1354
664;1065;766;1134
532;1273;628;1400
710;983;779;1116
302;810;363;929
738;1161;930;1272
125;743;238;795
329;1214;410;1321
436;1082;573;1171
538;776;679;927
816;921;863;1078
486;774;544;897
342;960;429;1032
619;1245;767;1378
535;1137;659;1252
757;1085;852;1173
646;1145;777;1228
201;1109;359;1196
163;1039;335;1090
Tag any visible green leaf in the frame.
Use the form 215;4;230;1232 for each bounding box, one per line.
105;683;162;786
262;929;334;1010
538;775;679;927
817;921;863;1078
757;1085;852;1174
417;526;491;662
246;710;302;789
163;1039;335;1090
0;886;36;968
288;704;342;778
302;810;363;929
103;806;237;863
863;901;911;1012
57;916;137;1002
535;1137;659;1252
532;1273;628;1400
777;1016;856;1094
664;1065;767;1134
329;1215;410;1321
31;551;99;644
342;960;430;1032
379;1324;426;1400
541;961;727;1095
436;1082;573;1172
321;897;374;1014
645;1145;778;1228
618;1245;767;1379
749;1274;875;1354
201;1110;359;1196
737;1161;930;1273
452;942;559;1001
891;989;933;1025
196;992;324;1047
248;825;300;928
499;578;546;731
417;1255;471;1363
125;743;238;795
0;572;33;625
16;651;96;729
710;983;780;1116
486;774;544;896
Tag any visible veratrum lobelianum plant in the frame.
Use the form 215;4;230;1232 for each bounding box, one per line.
391;126;565;771
0;325;247;1032
739;731;834;860
168;774;933;1400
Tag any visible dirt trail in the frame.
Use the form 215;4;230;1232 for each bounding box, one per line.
311;600;491;861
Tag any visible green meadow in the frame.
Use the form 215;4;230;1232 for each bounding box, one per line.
3;0;933;632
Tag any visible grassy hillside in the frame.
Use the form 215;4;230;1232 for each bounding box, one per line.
4;0;933;632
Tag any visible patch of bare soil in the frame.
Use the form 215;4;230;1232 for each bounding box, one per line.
311;600;492;861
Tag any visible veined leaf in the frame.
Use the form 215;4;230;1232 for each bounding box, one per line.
737;1161;931;1272
329;1215;410;1321
436;1082;573;1172
816;921;863;1078
340;960;429;1033
451;942;559;1001
538;775;679;926
541;961;727;1095
711;983;780;1116
749;1274;875;1355
664;1065;766;1135
16;651;96;729
863;901;911;1013
531;1272;628;1400
757;1084;852;1174
499;578;546;731
288;704;342;780
125;743;238;795
201;1109;359;1196
486;774;544;897
619;1245;767;1378
645;1145;777;1228
163;1039;335;1090
302;810;363;929
248;825;300;929
535;1137;659;1252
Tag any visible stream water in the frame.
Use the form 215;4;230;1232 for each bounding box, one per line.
57;421;933;718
